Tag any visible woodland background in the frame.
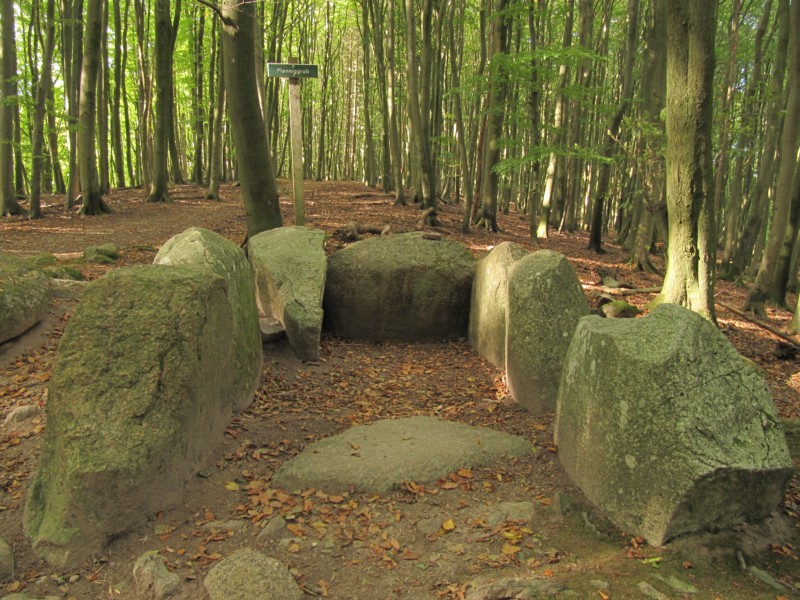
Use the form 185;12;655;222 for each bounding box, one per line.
1;0;799;326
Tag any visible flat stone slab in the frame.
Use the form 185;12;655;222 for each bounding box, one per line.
273;416;532;492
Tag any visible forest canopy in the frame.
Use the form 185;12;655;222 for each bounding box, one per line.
1;0;799;323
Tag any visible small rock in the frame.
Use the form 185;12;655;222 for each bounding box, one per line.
748;565;788;591
3;405;39;428
466;577;568;599
0;538;13;582
259;318;286;343
590;580;610;589
133;551;181;599
601;299;642;318
654;574;699;594
256;516;287;543
204;549;302;600
637;581;670;600
200;520;247;533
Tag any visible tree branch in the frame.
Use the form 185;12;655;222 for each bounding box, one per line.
196;0;239;34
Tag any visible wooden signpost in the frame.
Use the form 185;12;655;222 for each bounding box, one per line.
267;59;318;226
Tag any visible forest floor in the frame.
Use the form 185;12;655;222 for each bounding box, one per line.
1;180;800;599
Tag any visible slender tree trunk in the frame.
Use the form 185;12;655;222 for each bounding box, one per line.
29;0;57;218
588;0;639;252
222;0;283;237
479;0;510;232
98;0;110;193
78;0;110;215
111;0;126;187
746;0;800;316
449;0;472;233
147;0;172;203
387;0;404;205
192;6;205;185
537;0;572;239
206;36;225;201
0;0;23;216
651;0;718;321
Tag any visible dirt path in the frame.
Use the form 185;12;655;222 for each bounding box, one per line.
1;182;799;599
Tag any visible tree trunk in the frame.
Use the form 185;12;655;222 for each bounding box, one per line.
0;0;23;216
222;0;283;237
147;0;173;203
651;0;718;321
588;0;639;253
78;0;110;215
745;0;800;316
111;0;126;188
29;0;57;218
191;6;205;185
387;0;404;205
538;0;574;240
479;0;510;232
207;35;225;201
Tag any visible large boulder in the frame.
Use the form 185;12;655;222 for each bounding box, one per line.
505;250;588;414
554;304;794;545
24;266;235;566
468;242;529;367
0;254;51;344
324;233;475;342
155;227;262;411
248;227;327;361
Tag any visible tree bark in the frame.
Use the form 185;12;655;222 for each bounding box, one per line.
588;0;639;253
77;0;110;215
29;0;57;218
0;0;23;216
222;0;283;237
651;0;718;321
746;0;800;316
147;0;173;203
479;0;510;232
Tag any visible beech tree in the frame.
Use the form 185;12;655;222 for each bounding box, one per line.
651;0;718;321
221;0;282;237
0;0;23;217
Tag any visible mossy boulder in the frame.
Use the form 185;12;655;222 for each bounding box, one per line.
506;250;589;414
555;304;793;545
24;266;235;566
324;232;475;342
468;242;529;367
83;243;119;264
248;227;327;361
0;254;52;344
155;227;262;411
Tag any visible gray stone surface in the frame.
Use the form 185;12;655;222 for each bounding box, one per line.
204;549;302;600
155;227;263;411
506;250;589;414
0;254;51;345
3;405;40;429
248;227;327;361
256;516;287;543
555;304;793;546
324;232;475;342
259;317;286;343
24;266;236;566
273;416;532;492
0;538;12;582
468;242;529;367
133;551;181;599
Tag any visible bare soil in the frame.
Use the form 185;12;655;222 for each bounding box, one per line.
1;181;800;599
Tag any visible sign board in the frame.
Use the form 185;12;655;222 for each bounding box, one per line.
267;63;319;79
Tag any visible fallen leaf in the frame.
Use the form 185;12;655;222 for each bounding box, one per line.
224;481;240;492
501;542;521;555
441;518;456;532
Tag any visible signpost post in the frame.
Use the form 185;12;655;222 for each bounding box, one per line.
267;59;318;226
